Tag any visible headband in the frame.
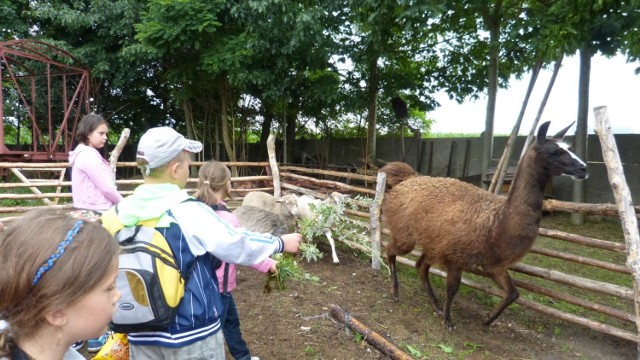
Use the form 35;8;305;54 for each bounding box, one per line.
32;220;84;286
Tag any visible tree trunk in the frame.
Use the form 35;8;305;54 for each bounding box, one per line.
571;47;591;225
286;108;297;163
182;99;198;176
255;110;273;162
220;85;236;163
214;111;220;161
480;1;502;189
366;55;379;170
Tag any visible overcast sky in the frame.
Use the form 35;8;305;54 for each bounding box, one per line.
429;53;640;135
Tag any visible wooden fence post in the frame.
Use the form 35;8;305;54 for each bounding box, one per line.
9;168;53;205
593;105;640;356
267;134;281;197
370;171;386;270
109;128;130;174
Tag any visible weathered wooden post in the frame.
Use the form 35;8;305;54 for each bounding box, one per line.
267;134;281;197
593;105;640;356
370;171;386;270
9;168;53;205
109;128;130;174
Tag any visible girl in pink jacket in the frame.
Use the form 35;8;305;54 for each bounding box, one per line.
195;160;276;360
69;114;122;213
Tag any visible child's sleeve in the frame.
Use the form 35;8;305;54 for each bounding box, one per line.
250;256;277;273
174;201;284;266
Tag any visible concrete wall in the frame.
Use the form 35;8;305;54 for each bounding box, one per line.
295;134;640;205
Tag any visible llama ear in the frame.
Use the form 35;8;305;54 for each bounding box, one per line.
536;121;551;145
552;122;575;139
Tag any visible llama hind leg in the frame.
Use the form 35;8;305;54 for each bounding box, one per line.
387;254;400;301
416;254;442;315
443;266;463;331
484;270;519;326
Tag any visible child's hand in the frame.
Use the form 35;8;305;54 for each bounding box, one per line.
281;233;302;253
269;261;278;274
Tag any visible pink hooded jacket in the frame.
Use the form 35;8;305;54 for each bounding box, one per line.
214;201;276;293
69;144;123;212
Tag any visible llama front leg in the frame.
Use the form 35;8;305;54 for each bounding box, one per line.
324;230;339;263
484;270;519;326
443;266;463;331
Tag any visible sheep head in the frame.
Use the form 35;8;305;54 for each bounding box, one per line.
327;192;347;205
275;194;300;217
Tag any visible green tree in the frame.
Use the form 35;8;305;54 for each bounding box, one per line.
435;0;538;187
338;0;442;169
545;0;637;224
230;0;343;163
0;0;30;39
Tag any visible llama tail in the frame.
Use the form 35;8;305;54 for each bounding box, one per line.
378;162;418;189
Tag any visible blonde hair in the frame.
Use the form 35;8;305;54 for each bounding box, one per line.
194;161;232;206
137;151;190;178
0;209;119;356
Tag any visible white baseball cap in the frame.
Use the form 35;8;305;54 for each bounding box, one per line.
136;127;203;175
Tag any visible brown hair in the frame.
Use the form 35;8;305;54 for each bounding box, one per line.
0;209;119;356
75;113;107;145
194;161;232;206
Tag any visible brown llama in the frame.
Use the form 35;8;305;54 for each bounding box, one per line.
381;121;588;330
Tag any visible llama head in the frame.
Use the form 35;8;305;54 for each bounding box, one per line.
536;121;588;180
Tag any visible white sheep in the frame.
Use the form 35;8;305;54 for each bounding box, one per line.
233;205;291;235
240;191;300;231
242;190;347;263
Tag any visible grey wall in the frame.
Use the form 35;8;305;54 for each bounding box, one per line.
295;134;640;205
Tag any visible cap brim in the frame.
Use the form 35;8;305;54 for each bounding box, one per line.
185;139;203;153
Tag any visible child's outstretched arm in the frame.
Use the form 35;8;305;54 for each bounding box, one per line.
281;233;302;253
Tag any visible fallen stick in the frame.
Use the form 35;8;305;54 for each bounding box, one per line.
329;304;414;360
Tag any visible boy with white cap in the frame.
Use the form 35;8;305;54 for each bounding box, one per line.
105;127;301;359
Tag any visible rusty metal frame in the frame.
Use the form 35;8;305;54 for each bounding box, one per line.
1;39;91;161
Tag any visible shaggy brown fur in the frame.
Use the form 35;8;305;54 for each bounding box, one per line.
381;122;588;330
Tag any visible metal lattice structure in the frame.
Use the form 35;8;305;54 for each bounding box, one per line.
0;39;91;161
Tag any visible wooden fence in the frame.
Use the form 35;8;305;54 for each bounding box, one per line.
0;159;638;347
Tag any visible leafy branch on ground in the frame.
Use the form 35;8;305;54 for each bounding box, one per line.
263;253;319;293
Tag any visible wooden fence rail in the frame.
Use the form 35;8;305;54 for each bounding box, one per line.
0;159;638;347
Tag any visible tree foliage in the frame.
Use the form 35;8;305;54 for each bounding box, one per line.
2;0;639;166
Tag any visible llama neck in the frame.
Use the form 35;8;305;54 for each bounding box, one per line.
501;150;548;230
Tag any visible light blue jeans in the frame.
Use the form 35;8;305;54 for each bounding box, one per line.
129;331;225;360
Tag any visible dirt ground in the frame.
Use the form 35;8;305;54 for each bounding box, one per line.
231;241;636;360
76;239;636;360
